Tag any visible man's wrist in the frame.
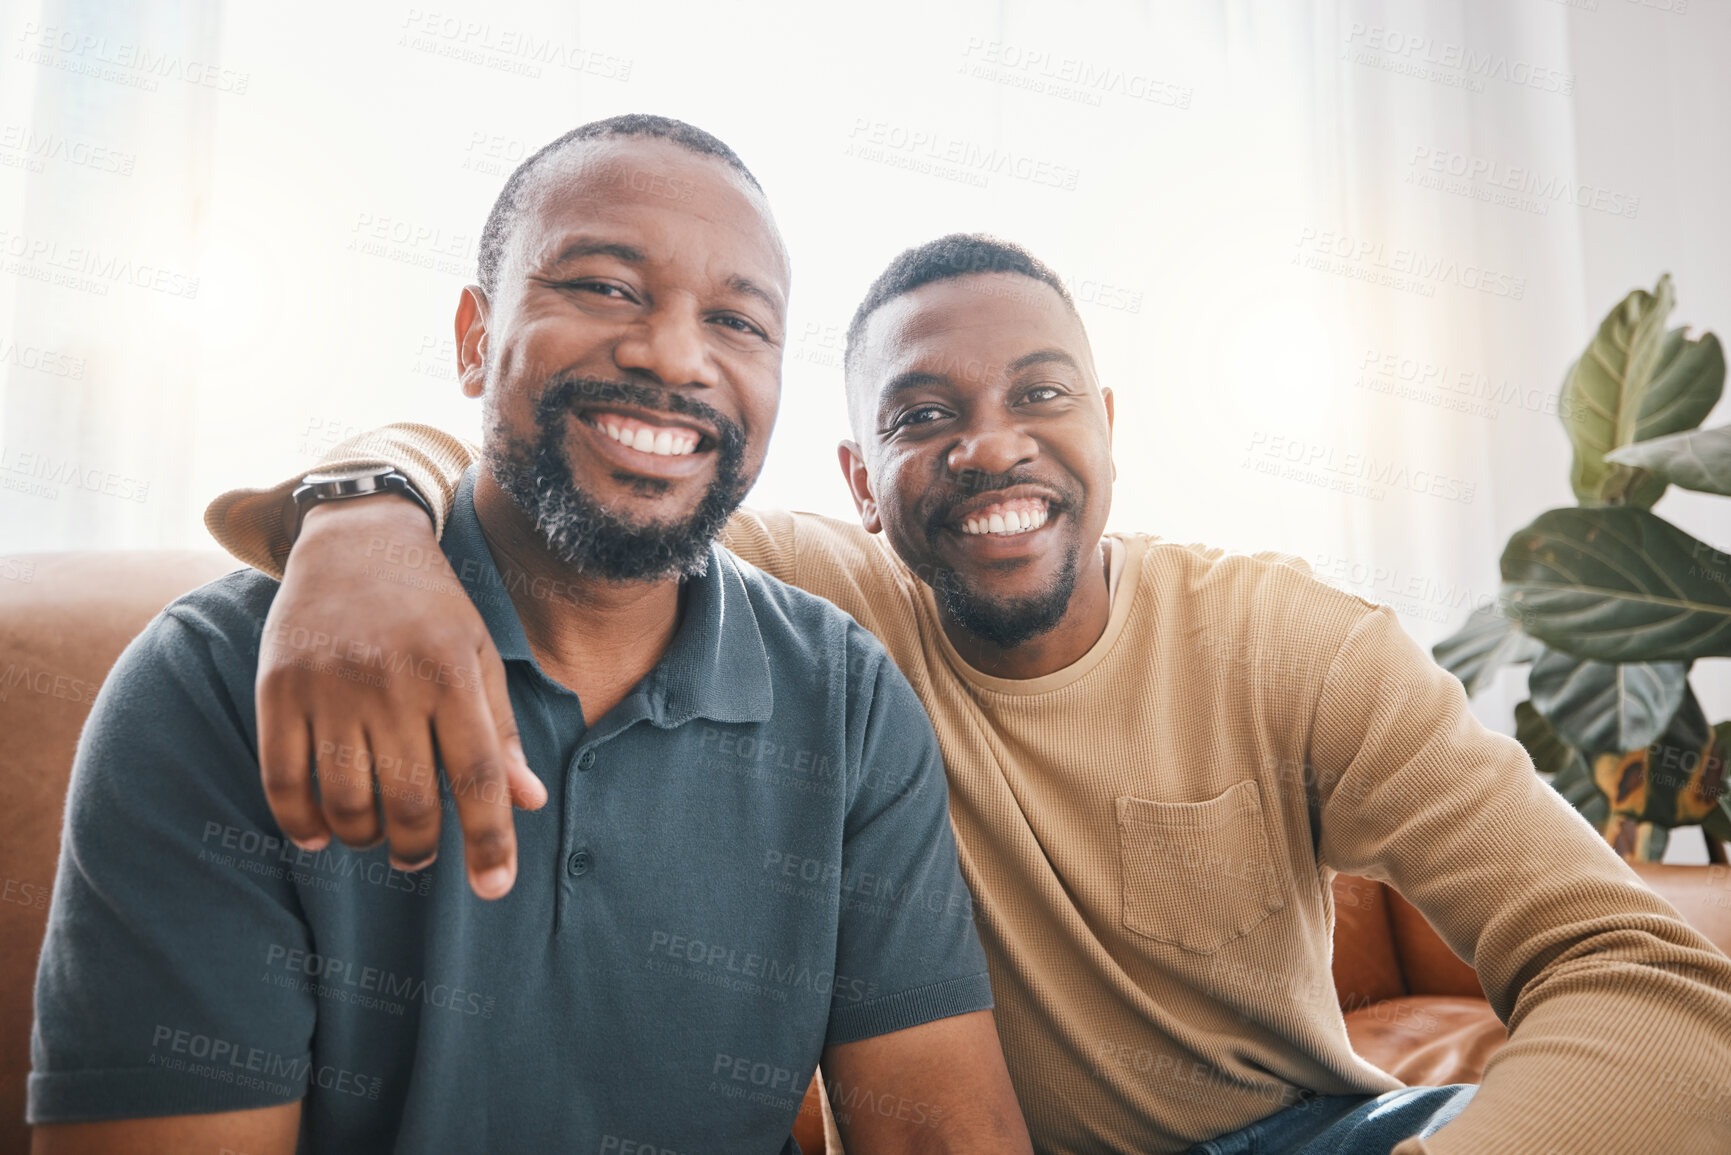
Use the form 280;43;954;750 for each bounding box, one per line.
298;492;437;541
289;491;460;590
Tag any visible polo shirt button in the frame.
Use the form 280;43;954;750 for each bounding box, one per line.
576;748;596;771
567;848;593;877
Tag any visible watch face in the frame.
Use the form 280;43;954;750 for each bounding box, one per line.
301;465;392;487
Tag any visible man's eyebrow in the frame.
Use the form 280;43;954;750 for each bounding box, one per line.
1007;348;1079;374
539;245;780;314
545;239;645;267
877;371;951;409
877;348;1081;408
725;274;783;314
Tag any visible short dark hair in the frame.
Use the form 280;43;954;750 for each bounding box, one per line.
476;114;763;295
843;234;1075;374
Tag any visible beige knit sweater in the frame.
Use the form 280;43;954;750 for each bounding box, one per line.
207;425;1731;1154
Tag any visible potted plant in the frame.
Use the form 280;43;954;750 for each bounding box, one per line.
1434;274;1731;862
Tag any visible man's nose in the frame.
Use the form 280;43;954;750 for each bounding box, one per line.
612;302;716;389
946;421;1038;480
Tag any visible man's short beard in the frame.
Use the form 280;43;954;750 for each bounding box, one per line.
488;375;749;583
933;546;1080;649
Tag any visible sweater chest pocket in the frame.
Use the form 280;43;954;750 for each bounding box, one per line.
1116;780;1285;955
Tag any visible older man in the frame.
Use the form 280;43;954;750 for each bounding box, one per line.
202;213;1731;1150
28;117;1030;1155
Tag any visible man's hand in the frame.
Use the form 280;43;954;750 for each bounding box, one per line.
822;1010;1032;1154
255;493;546;898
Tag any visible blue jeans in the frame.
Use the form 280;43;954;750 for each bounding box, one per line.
1189;1085;1477;1154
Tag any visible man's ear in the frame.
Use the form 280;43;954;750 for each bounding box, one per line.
456;285;491;399
1101;385;1116;480
837;440;883;535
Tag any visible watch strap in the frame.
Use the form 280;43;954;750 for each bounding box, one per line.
285;468;436;542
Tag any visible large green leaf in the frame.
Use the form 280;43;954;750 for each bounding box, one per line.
1501;506;1731;661
1605;423;1731;497
1432;605;1544;695
1619;328;1728;508
1563;274;1725;507
1527;647;1687;753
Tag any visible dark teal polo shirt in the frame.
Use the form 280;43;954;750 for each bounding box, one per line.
30;469;991;1153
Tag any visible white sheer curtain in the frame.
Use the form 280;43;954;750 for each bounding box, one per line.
3;0;1727;819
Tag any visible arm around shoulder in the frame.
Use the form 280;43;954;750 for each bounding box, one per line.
204;422;475;579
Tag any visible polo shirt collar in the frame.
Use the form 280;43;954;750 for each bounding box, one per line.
444;467;774;727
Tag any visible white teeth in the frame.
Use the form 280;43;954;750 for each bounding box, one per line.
959;507;1049;536
594;419;699;456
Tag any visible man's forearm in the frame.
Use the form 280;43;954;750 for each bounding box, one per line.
33;1086;301;1153
822;1011;1032;1155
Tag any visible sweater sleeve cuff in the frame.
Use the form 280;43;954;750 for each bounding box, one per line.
202;423;476;580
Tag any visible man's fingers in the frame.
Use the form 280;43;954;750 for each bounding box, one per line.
433;691;518;900
506;752;547;812
374;723;443;871
478;642;545;811
256;702;328;851
315;726;383;849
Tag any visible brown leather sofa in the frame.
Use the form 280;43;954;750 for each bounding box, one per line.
5;551;1730;1154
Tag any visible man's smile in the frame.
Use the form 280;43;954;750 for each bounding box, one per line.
572;406;720;480
936;484;1067;547
957;499;1051;537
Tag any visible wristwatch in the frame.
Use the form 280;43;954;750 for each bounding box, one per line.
285;464;437;541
